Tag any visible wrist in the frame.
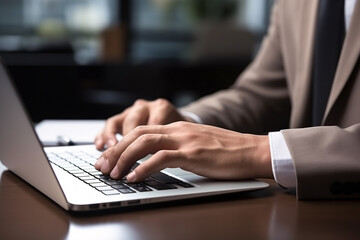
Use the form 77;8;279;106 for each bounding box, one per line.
253;135;273;179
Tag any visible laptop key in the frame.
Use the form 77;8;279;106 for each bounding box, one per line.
84;168;100;173
117;188;136;194
127;183;153;192
96;186;114;191
91;172;104;176
74;172;90;178
102;178;123;185
63;166;81;172
86;179;103;185
94;175;108;180
110;184;136;194
79;176;97;181
112;184;131;190
90;182;108;187
101;189;121;195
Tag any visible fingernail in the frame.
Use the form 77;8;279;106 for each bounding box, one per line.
110;166;120;179
107;139;116;147
127;171;136;182
95;156;105;168
101;159;110;173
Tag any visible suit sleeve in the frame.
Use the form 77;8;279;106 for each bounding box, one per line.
180;1;291;134
282;125;360;199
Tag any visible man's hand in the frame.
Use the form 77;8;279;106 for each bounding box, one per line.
94;121;273;182
94;99;187;150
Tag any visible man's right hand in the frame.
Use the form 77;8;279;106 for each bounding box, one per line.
94;98;188;150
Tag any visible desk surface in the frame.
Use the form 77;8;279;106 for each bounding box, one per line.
0;163;359;240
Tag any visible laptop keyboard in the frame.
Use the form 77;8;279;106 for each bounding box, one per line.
47;149;193;196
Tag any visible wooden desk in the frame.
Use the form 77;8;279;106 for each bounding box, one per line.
0;163;359;240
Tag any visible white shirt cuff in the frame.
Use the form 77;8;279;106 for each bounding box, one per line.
268;131;297;189
179;111;203;124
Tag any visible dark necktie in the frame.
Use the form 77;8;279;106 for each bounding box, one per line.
312;0;345;126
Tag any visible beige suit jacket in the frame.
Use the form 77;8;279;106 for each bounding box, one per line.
181;0;360;199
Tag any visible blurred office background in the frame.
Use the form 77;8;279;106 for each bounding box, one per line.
0;0;274;122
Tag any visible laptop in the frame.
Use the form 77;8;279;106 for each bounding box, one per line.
0;62;268;212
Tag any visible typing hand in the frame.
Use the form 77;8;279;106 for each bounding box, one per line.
94;121;273;183
94;98;187;150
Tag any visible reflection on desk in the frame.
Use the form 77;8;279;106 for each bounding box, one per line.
0;164;360;240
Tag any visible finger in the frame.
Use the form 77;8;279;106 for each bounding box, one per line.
94;133;106;150
109;133;176;179
94;146;114;170
96;125;167;175
97;146;121;174
122;101;150;135
94;152;106;170
100;113;125;148
127;150;182;182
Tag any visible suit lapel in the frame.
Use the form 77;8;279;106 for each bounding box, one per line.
323;0;360;123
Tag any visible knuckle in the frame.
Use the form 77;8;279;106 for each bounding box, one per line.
154;150;180;168
153;98;172;111
187;147;203;156
154;98;168;106
133;125;147;135
156;150;171;161
171;121;188;129
106;115;117;124
134;99;146;106
137;134;154;145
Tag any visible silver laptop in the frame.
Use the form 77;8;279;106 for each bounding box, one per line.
0;63;268;212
